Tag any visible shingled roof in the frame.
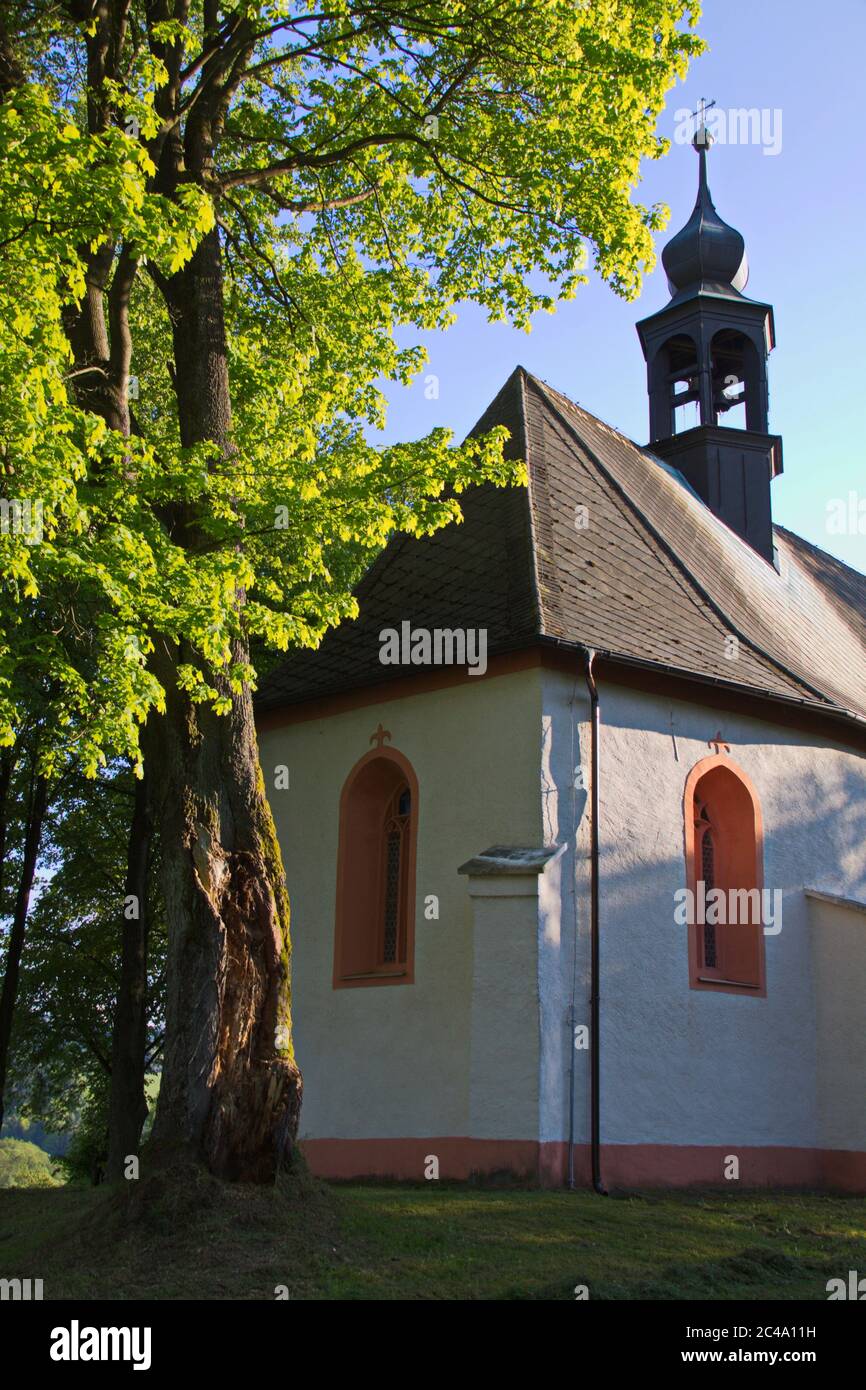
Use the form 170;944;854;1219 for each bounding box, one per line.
256;368;866;731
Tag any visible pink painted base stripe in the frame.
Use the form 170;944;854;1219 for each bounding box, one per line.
300;1137;866;1192
301;1137;539;1182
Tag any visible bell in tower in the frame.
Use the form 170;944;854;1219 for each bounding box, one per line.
636;126;782;564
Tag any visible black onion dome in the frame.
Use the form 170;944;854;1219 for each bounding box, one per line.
661;135;749;301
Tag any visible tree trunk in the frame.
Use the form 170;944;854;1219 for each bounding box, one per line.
0;8;25;97
0;746;17;904
0;772;49;1134
149;639;301;1181
149;225;301;1180
106;744;153;1181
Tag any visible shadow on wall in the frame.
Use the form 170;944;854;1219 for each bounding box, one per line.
544;698;866;1156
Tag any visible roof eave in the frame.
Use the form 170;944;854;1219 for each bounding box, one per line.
536;635;866;736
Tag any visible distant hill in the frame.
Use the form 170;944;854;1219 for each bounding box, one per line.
0;1138;63;1188
1;1114;70;1157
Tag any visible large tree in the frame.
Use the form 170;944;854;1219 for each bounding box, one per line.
3;0;702;1179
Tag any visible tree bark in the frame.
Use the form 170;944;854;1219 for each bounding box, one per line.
0;12;24;97
149;637;301;1181
0;771;49;1134
106;742;153;1181
61;0;134;435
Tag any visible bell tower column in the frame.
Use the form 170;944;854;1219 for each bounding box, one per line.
636;131;782;564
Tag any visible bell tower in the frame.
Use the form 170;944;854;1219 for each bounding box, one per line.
636;127;782;564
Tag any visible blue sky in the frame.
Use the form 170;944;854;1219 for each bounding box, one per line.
375;0;866;573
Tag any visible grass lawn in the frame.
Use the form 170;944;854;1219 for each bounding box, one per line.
1;1172;864;1300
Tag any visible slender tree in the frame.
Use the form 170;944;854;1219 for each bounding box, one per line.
7;762;166;1166
0;756;49;1133
106;733;154;1181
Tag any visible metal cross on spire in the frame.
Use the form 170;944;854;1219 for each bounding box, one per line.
690;96;717;148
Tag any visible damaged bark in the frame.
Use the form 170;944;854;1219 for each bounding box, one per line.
149;637;301;1181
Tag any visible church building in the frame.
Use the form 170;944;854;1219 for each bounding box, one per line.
257;136;866;1190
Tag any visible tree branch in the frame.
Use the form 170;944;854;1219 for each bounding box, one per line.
108;243;139;390
218;128;426;191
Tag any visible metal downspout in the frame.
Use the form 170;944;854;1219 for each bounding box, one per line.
584;650;607;1195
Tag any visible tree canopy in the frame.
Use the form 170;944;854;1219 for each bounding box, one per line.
1;0;702;775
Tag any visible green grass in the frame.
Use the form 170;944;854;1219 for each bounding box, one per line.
0;1172;864;1300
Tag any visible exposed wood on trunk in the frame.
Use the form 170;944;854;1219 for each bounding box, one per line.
149;637;301;1180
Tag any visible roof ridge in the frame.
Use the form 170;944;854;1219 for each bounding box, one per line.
463;363;529;443
516;367;546;646
775;522;866;583
522;371;647;456
526;382;737;647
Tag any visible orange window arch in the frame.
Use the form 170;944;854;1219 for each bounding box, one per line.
683;753;766;996
334;744;418;988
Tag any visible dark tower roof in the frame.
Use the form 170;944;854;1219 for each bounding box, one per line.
661;133;749;304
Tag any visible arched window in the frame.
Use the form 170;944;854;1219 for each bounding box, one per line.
696;802;717;969
381;784;411;965
683;754;766;995
334;745;418;987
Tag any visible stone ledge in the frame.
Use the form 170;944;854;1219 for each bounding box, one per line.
457;843;563;877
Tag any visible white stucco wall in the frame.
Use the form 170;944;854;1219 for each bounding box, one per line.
259;660;866;1164
258;666;544;1145
541;669;866;1156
